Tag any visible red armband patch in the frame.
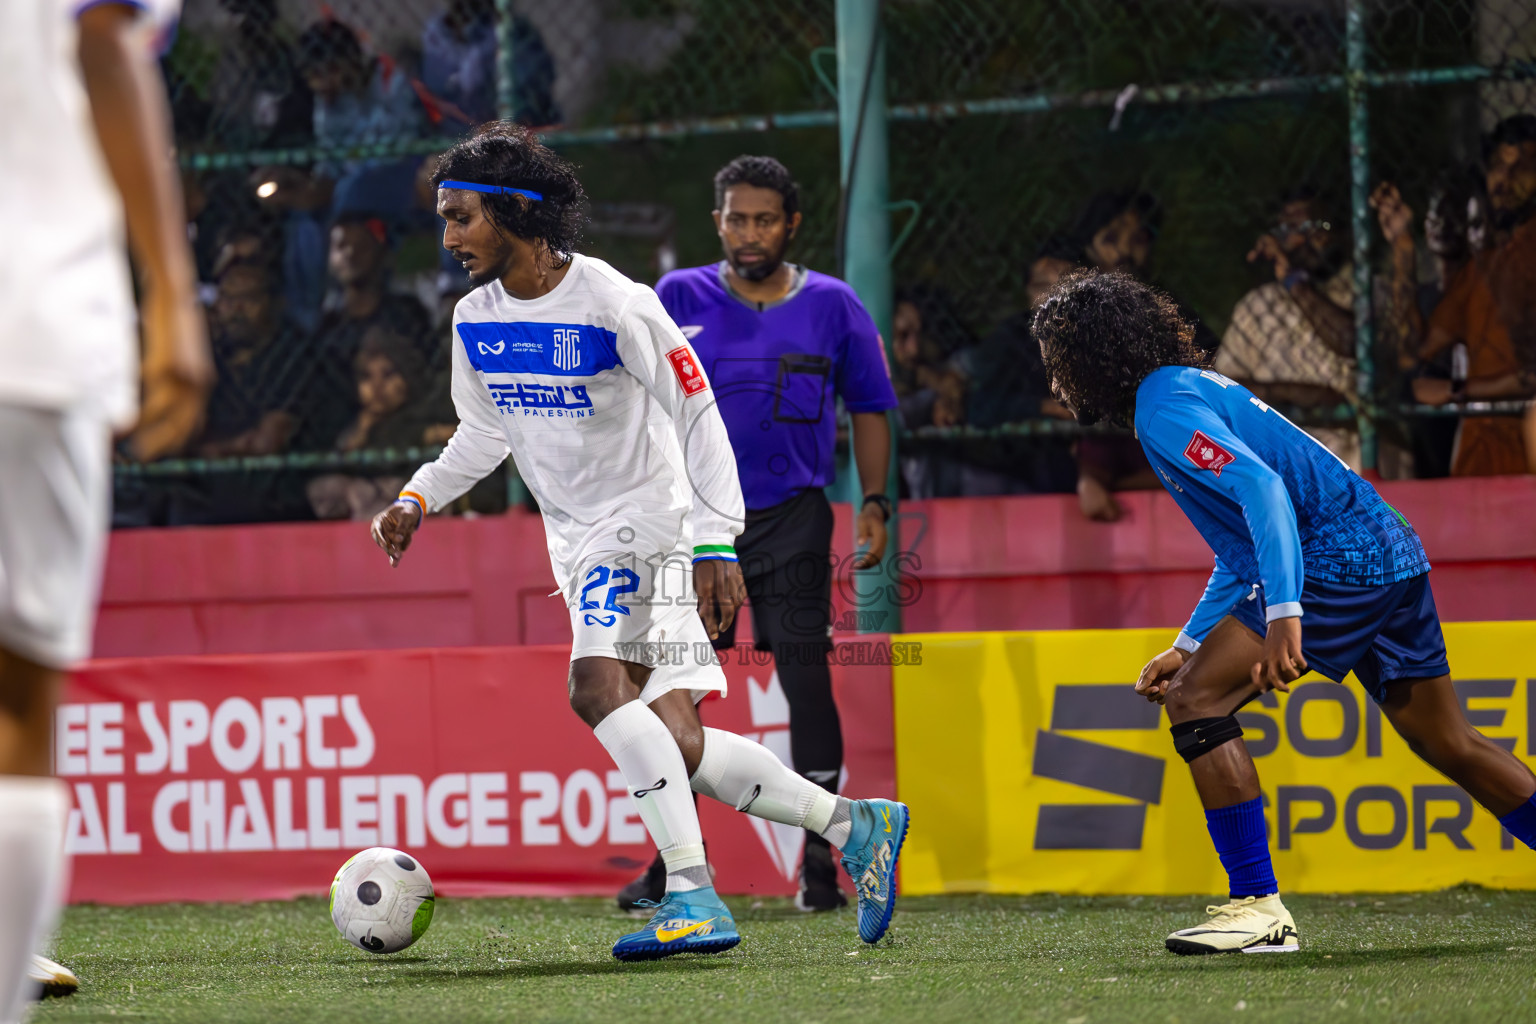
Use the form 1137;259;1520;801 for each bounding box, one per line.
1184;430;1236;476
666;346;708;396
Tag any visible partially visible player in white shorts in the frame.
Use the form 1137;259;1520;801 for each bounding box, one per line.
0;0;211;1016
0;409;113;675
374;124;910;963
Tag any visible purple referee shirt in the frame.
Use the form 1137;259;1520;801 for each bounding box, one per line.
655;262;897;511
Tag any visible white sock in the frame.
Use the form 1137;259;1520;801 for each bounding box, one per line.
689;728;853;846
0;778;70;1024
593;702;709;893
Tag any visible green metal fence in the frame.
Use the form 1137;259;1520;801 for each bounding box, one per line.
132;0;1535;530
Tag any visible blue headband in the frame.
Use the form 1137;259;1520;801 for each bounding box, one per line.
438;179;543;201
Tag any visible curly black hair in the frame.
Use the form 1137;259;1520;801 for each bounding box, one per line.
1032;269;1202;427
713;155;800;218
431;121;586;254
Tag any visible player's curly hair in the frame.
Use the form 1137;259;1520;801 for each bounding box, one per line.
431;121;586;254
1032;269;1203;427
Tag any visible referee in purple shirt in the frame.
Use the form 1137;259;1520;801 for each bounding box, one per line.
614;156;897;912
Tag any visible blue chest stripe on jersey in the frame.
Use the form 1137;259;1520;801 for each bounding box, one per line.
457;321;622;377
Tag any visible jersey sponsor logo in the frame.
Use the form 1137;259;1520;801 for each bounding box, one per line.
489;383;595;418
552;328;581;371
458;322;621;377
1184;430;1236;476
666;346;709;396
679;325;704;340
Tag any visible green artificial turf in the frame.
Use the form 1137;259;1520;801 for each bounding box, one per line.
31;888;1536;1023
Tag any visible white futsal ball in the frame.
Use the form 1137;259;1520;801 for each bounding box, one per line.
330;847;435;954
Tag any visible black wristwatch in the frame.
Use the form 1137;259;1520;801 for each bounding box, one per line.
862;493;892;523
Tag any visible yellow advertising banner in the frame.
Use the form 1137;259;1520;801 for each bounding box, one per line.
893;622;1536;895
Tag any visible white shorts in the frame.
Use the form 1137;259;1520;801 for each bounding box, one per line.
0;404;111;669
567;547;727;706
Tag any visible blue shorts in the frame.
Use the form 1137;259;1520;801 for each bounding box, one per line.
1229;573;1450;704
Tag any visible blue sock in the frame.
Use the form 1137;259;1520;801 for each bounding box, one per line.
1498;793;1536;849
1205;797;1278;900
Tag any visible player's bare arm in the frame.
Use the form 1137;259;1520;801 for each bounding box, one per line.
78;2;212;460
1134;646;1188;704
1252;616;1306;693
850;410;891;569
693;558;745;641
370;502;421;568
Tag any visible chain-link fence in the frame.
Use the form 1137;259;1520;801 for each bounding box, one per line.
118;0;1536;526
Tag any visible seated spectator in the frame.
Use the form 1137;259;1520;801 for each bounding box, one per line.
166;262;316;524
421;0;561;130
198;262;310;459
1372;168;1484;477
1214;186;1361;469
306;328;446;520
892;285;969;429
1412;114;1536;475
891;285;973;497
956;236;1080;497
300;212;435;449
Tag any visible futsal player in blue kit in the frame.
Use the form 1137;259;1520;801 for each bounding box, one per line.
1032;270;1536;955
611;156;899;911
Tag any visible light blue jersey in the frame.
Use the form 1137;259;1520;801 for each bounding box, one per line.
1133;366;1430;646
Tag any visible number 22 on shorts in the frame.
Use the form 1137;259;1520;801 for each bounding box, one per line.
580;565;640;627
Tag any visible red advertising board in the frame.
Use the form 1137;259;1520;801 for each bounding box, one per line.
60;641;896;904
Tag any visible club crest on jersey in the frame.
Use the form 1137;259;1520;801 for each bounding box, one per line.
666;346;708;396
552;328;581;371
1184;430;1236;476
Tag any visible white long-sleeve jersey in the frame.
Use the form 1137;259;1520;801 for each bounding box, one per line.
402;254;744;593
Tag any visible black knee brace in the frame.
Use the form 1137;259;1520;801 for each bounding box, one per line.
1170;716;1244;763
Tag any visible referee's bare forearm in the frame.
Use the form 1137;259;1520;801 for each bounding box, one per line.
849;412;892;498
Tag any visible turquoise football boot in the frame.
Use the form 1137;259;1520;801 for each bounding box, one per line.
839;799;910;944
611;885;741;962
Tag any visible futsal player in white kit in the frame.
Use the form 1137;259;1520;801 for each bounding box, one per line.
0;0;212;1016
371;123;910;961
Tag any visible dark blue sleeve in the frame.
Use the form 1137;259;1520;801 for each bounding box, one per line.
1143;401;1305;623
834;291;898;413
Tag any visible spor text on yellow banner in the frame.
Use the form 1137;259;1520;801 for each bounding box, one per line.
892;623;1536;895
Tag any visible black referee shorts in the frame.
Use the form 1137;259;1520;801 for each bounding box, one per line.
712;488;834;658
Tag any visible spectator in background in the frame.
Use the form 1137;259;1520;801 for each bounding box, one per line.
167;262;315;524
958;235;1079;496
1215;187;1361;469
1068;192;1216;519
1372;168;1485;477
1411;114;1536;475
298;18;426;222
197;262;310;459
891;285;972;497
301;212;435;449
252;19;428;329
307;328;443;520
421;0;561;130
1070;190;1220;352
207;0;314;150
